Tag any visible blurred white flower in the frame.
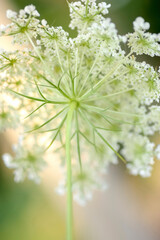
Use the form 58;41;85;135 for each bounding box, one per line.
133;17;150;31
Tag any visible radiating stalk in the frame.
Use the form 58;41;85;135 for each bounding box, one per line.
66;101;77;240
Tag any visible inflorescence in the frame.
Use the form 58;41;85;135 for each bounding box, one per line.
0;0;160;205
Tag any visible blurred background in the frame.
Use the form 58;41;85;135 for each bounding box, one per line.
0;0;160;239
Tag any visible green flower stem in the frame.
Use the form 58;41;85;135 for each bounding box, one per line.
66;101;77;240
79;51;133;101
25;32;45;64
55;40;65;73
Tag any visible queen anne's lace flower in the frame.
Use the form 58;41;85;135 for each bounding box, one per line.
0;93;19;130
122;134;155;177
127;17;160;57
72;164;107;205
2;136;46;183
0;0;160;205
69;0;108;31
4;6;40;45
56;163;107;206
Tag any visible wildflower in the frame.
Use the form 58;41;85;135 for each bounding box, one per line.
72;165;107;206
98;2;111;15
122;134;155;177
24;5;40;17
133;17;150;31
57;163;107;206
127;17;160;57
6;10;17;19
2;136;46;183
0;93;19;131
1;2;160;239
41;19;47;26
0;0;160;204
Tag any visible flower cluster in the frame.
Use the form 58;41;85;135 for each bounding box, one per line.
0;0;160;205
128;17;160;56
2;136;46;183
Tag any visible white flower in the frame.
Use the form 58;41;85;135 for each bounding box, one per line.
119;35;127;43
14;168;24;182
155;145;160;160
98;2;111;15
122;134;155;177
0;98;19;131
0;24;8;36
36;40;41;45
6;10;17;19
24;5;40;17
127;17;160;57
128;31;160;56
41;19;47;26
2;137;46;183
2;153;17;168
19;10;26;17
0;24;6;31
133;17;150;31
81;0;96;3
72;164;107;205
69;0;103;31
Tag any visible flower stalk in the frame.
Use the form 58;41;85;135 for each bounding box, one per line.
66;101;77;240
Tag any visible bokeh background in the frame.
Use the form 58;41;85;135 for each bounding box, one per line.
0;0;160;239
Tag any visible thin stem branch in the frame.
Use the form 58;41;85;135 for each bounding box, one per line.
75;110;82;172
78;52;100;96
79;52;133;100
82;88;134;102
55;40;64;73
25;32;45;64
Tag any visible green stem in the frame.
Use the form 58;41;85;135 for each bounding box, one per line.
79;51;133;100
25;32;45;64
66;101;77;240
